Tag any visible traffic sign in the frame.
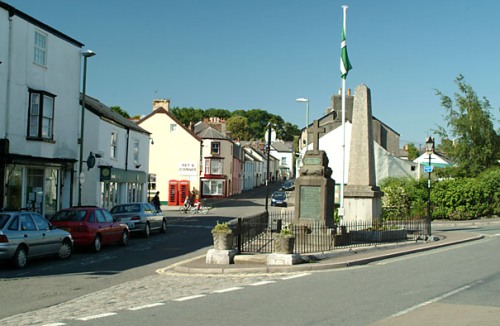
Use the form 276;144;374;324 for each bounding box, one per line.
424;165;434;173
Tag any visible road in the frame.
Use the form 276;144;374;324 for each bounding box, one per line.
3;182;499;325
0;181;284;322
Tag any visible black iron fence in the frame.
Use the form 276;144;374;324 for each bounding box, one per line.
234;211;428;254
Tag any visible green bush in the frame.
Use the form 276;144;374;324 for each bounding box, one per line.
380;167;499;220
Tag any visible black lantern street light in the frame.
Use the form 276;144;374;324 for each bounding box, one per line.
425;136;435;237
78;50;96;206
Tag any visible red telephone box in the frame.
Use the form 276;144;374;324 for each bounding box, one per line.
168;180;179;206
178;180;190;206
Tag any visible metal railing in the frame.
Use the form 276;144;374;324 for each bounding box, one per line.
235;211;427;254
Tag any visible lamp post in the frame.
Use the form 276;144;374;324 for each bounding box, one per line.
78;50;96;206
425;136;435;237
264;123;273;211
296;98;309;150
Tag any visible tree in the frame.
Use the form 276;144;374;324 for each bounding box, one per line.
406;143;420;161
226;115;251;140
434;75;499;177
110;106;130;118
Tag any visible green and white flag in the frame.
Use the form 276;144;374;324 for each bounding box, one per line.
340;27;352;79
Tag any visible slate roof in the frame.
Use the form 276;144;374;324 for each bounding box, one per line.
83;95;150;135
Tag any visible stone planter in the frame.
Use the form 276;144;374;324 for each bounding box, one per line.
274;236;295;254
212;232;234;250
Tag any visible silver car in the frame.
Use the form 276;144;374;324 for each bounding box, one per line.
0;211;73;269
110;202;167;238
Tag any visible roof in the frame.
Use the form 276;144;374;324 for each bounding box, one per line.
137;107;202;142
197;126;228;140
83;95;150;135
271;141;293;152
0;1;83;48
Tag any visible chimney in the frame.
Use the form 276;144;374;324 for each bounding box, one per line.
153;99;170;112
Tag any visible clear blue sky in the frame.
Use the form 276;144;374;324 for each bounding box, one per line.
6;0;499;147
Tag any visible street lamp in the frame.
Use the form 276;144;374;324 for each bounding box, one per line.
425;136;435;237
78;50;96;206
264;123;274;211
296;98;309;150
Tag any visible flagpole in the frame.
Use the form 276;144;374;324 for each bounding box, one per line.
340;5;348;222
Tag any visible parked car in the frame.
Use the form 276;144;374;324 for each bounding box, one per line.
271;191;288;207
281;180;295;191
50;206;129;253
0;211;73;269
110;202;167;237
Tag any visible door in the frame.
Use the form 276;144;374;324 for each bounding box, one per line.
32;212;59;255
94;209;111;244
102;209;122;241
19;213;45;257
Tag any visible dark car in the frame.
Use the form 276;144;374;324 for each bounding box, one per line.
0;211;73;268
271;191;288;207
281;180;295;191
110;202;167;237
50;206;129;253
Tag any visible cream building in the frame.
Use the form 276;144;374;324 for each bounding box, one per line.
137;100;202;206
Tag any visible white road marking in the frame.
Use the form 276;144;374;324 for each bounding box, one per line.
213;287;244;293
390;281;482;318
251;281;276;286
174;294;206;301
280;273;311;280
42;323;66;326
77;312;117;321
128;303;165;311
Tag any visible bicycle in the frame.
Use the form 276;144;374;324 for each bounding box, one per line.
189;201;212;215
179;203;192;214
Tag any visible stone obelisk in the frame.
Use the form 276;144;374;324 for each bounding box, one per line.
343;84;384;225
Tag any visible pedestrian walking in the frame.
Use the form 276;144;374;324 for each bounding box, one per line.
152;191;161;212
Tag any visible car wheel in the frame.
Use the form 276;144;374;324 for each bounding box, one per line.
92;235;102;253
143;223;151;238
160;219;167;233
120;230;129;246
57;239;72;259
13;246;28;269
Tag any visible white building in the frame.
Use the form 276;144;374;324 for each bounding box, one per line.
82;96;151;209
0;2;83;216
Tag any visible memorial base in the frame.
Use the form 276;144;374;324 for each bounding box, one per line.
206;249;238;265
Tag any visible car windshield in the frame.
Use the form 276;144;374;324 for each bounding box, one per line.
273;192;286;200
0;214;10;228
51;210;87;222
111;204;140;214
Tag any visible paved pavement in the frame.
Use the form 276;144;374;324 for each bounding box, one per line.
159;229;485;275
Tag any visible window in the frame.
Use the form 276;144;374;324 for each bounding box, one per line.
28;90;55;140
133;139;139;164
204;158;223;175
170;124;177;132
281;157;287;165
110;132;117;159
33;213;50;230
211;142;220;155
34;31;47;66
202;180;224;196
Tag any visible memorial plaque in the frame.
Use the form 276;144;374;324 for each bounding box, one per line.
303;157;321;165
299;186;320;220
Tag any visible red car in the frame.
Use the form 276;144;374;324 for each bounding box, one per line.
50;206;129;252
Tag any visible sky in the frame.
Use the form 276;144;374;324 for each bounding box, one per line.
5;0;500;147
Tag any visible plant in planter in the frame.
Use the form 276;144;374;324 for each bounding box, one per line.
274;225;295;254
211;221;234;250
